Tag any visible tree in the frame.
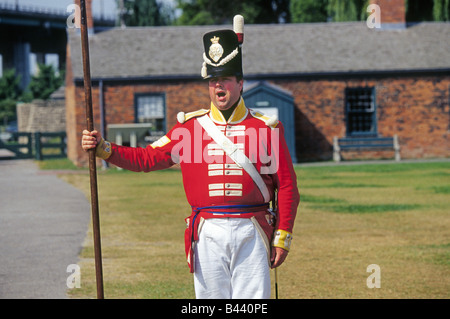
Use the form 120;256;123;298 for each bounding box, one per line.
174;0;449;25
291;0;328;23
406;0;450;22
119;0;172;26
0;69;22;123
291;0;369;23
326;0;368;22
0;69;21;101
28;64;64;101
174;0;290;25
432;0;450;21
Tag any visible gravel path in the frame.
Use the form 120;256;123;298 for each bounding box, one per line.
0;160;91;299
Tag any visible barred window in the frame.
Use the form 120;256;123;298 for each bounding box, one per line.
135;93;166;132
345;87;377;136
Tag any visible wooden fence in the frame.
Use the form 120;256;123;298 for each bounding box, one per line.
0;131;66;160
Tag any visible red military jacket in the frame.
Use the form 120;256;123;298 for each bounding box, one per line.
98;98;299;258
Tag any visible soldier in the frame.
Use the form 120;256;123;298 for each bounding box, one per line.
81;17;299;299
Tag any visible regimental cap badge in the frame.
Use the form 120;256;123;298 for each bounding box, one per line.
209;36;224;62
201;29;243;79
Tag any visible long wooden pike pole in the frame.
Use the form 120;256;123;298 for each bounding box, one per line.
79;0;104;299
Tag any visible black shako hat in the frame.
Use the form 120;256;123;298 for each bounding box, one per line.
201;29;243;79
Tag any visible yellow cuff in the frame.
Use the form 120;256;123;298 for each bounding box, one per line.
273;229;293;251
95;138;112;160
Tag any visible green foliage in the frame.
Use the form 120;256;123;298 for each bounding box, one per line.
291;0;329;23
291;0;369;23
432;0;450;21
0;69;21;121
28;64;63;101
117;0;450;25
291;0;450;23
327;0;368;22
0;98;16;122
0;68;21;100
119;0;173;26
174;0;290;25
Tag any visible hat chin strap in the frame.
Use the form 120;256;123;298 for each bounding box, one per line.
201;62;208;78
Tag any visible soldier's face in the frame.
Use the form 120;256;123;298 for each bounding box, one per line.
208;76;243;111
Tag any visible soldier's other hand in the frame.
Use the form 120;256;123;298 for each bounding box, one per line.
271;247;288;269
81;130;102;151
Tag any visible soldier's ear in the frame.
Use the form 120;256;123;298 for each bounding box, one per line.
235;76;243;93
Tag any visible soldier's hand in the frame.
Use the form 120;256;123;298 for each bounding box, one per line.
271;247;288;269
81;130;102;151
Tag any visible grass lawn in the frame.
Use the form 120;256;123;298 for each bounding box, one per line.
51;159;449;299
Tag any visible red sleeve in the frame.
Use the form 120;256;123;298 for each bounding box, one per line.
106;125;180;172
272;123;300;233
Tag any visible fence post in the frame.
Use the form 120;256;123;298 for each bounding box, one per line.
25;133;33;158
60;132;67;156
34;132;42;160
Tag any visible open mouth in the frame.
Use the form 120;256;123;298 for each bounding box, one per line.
216;90;227;102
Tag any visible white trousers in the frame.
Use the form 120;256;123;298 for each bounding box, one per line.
193;218;271;299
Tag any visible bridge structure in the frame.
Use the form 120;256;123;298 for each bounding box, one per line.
0;2;115;90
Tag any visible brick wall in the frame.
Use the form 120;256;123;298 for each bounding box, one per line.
273;75;450;161
66;74;450;166
370;0;406;24
66;80;211;166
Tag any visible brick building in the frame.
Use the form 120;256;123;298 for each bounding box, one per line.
65;0;450;166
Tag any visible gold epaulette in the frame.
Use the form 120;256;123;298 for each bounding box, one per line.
177;109;210;124
249;109;279;128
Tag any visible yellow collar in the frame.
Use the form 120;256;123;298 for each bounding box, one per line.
210;98;248;124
